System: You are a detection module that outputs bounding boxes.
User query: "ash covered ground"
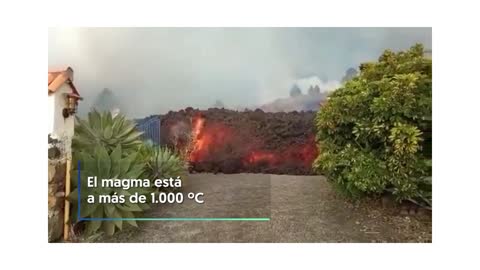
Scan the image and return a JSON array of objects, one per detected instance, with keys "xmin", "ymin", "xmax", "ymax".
[{"xmin": 146, "ymin": 108, "xmax": 318, "ymax": 175}]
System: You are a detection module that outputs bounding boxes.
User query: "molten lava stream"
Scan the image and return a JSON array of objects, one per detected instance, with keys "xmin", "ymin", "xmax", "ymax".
[
  {"xmin": 189, "ymin": 115, "xmax": 206, "ymax": 162},
  {"xmin": 245, "ymin": 150, "xmax": 277, "ymax": 165}
]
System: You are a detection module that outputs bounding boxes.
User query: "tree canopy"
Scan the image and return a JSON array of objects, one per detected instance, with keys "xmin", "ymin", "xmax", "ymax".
[
  {"xmin": 314, "ymin": 44, "xmax": 432, "ymax": 204},
  {"xmin": 290, "ymin": 84, "xmax": 302, "ymax": 97}
]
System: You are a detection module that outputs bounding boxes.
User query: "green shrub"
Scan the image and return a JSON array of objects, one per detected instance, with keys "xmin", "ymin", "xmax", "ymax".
[
  {"xmin": 70, "ymin": 111, "xmax": 187, "ymax": 236},
  {"xmin": 73, "ymin": 110, "xmax": 143, "ymax": 154},
  {"xmin": 138, "ymin": 141, "xmax": 188, "ymax": 181},
  {"xmin": 313, "ymin": 44, "xmax": 432, "ymax": 204},
  {"xmin": 68, "ymin": 144, "xmax": 154, "ymax": 236}
]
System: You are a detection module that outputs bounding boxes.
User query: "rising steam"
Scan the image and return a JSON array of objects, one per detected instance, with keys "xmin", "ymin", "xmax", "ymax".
[{"xmin": 48, "ymin": 27, "xmax": 431, "ymax": 117}]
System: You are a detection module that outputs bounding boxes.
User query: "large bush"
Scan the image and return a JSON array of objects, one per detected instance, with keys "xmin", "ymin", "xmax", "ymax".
[
  {"xmin": 68, "ymin": 145, "xmax": 154, "ymax": 235},
  {"xmin": 73, "ymin": 110, "xmax": 143, "ymax": 153},
  {"xmin": 138, "ymin": 141, "xmax": 188, "ymax": 181},
  {"xmin": 69, "ymin": 111, "xmax": 188, "ymax": 236},
  {"xmin": 314, "ymin": 44, "xmax": 432, "ymax": 204}
]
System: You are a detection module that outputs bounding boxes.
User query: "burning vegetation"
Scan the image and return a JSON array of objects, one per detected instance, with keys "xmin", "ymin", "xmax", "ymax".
[{"xmin": 158, "ymin": 108, "xmax": 318, "ymax": 175}]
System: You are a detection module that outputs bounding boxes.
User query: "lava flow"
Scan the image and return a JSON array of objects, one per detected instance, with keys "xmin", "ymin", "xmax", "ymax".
[
  {"xmin": 189, "ymin": 114, "xmax": 236, "ymax": 163},
  {"xmin": 189, "ymin": 115, "xmax": 206, "ymax": 162},
  {"xmin": 245, "ymin": 150, "xmax": 277, "ymax": 165},
  {"xmin": 243, "ymin": 135, "xmax": 318, "ymax": 167},
  {"xmin": 161, "ymin": 109, "xmax": 318, "ymax": 174},
  {"xmin": 185, "ymin": 113, "xmax": 318, "ymax": 174}
]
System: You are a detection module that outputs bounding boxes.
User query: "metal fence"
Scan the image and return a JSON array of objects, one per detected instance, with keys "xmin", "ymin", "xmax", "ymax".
[{"xmin": 136, "ymin": 116, "xmax": 161, "ymax": 144}]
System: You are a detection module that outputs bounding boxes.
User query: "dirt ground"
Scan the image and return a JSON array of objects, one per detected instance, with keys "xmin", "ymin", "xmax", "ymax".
[{"xmin": 100, "ymin": 173, "xmax": 432, "ymax": 243}]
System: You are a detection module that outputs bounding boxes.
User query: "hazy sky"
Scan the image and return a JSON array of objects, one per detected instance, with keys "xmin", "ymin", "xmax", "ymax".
[{"xmin": 48, "ymin": 27, "xmax": 431, "ymax": 117}]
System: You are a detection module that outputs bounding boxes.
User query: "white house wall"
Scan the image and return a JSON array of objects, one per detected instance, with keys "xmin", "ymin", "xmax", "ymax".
[
  {"xmin": 48, "ymin": 94, "xmax": 55, "ymax": 135},
  {"xmin": 50, "ymin": 84, "xmax": 75, "ymax": 145}
]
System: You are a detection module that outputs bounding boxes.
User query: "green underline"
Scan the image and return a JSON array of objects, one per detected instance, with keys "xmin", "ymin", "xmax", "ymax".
[{"xmin": 81, "ymin": 217, "xmax": 270, "ymax": 221}]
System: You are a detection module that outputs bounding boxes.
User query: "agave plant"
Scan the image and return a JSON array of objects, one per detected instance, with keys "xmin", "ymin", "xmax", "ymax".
[
  {"xmin": 68, "ymin": 144, "xmax": 154, "ymax": 236},
  {"xmin": 139, "ymin": 141, "xmax": 187, "ymax": 181},
  {"xmin": 73, "ymin": 110, "xmax": 143, "ymax": 154}
]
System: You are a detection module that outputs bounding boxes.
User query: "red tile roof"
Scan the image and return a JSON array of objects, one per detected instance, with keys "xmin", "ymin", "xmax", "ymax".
[{"xmin": 48, "ymin": 66, "xmax": 81, "ymax": 99}]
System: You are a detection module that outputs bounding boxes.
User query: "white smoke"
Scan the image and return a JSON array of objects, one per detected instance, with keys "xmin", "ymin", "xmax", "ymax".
[
  {"xmin": 294, "ymin": 76, "xmax": 341, "ymax": 93},
  {"xmin": 49, "ymin": 28, "xmax": 431, "ymax": 117}
]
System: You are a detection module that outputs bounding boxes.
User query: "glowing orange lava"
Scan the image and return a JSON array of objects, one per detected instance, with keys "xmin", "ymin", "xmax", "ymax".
[
  {"xmin": 246, "ymin": 150, "xmax": 277, "ymax": 165},
  {"xmin": 192, "ymin": 116, "xmax": 205, "ymax": 138},
  {"xmin": 189, "ymin": 115, "xmax": 206, "ymax": 162},
  {"xmin": 189, "ymin": 115, "xmax": 235, "ymax": 162},
  {"xmin": 187, "ymin": 116, "xmax": 318, "ymax": 171}
]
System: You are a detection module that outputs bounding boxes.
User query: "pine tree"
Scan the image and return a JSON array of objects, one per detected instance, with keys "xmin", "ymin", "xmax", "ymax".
[
  {"xmin": 290, "ymin": 84, "xmax": 302, "ymax": 97},
  {"xmin": 309, "ymin": 85, "xmax": 320, "ymax": 95},
  {"xmin": 92, "ymin": 88, "xmax": 123, "ymax": 113}
]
